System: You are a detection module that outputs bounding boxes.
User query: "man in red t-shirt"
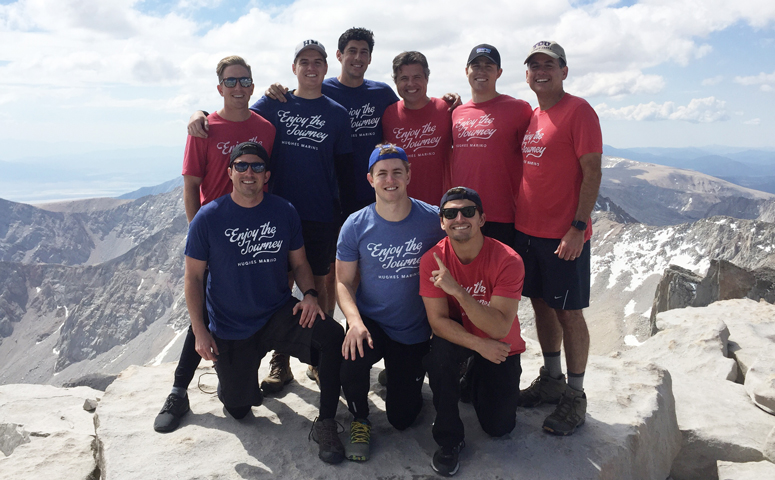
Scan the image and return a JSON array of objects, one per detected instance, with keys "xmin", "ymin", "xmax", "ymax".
[
  {"xmin": 154, "ymin": 55, "xmax": 276, "ymax": 434},
  {"xmin": 513, "ymin": 41, "xmax": 603, "ymax": 437},
  {"xmin": 420, "ymin": 187, "xmax": 525, "ymax": 477},
  {"xmin": 449, "ymin": 44, "xmax": 533, "ymax": 246},
  {"xmin": 382, "ymin": 51, "xmax": 452, "ymax": 205}
]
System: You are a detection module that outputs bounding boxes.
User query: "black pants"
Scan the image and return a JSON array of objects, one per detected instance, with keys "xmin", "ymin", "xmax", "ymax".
[
  {"xmin": 340, "ymin": 315, "xmax": 430, "ymax": 430},
  {"xmin": 173, "ymin": 270, "xmax": 209, "ymax": 390},
  {"xmin": 424, "ymin": 335, "xmax": 521, "ymax": 448}
]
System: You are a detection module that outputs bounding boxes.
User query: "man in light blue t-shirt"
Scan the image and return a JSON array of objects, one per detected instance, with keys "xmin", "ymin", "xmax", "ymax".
[{"xmin": 336, "ymin": 144, "xmax": 445, "ymax": 462}]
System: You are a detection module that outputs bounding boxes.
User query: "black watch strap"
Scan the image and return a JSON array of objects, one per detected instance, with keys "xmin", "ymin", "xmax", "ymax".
[
  {"xmin": 303, "ymin": 288, "xmax": 318, "ymax": 298},
  {"xmin": 571, "ymin": 219, "xmax": 587, "ymax": 231}
]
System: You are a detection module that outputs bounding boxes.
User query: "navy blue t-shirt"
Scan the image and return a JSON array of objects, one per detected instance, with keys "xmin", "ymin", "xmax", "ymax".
[
  {"xmin": 251, "ymin": 93, "xmax": 353, "ymax": 223},
  {"xmin": 337, "ymin": 199, "xmax": 444, "ymax": 344},
  {"xmin": 185, "ymin": 194, "xmax": 304, "ymax": 340},
  {"xmin": 322, "ymin": 78, "xmax": 399, "ymax": 205}
]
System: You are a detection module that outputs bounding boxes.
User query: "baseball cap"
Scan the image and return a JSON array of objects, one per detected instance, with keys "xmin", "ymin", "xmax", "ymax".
[
  {"xmin": 294, "ymin": 39, "xmax": 327, "ymax": 60},
  {"xmin": 230, "ymin": 141, "xmax": 270, "ymax": 167},
  {"xmin": 440, "ymin": 186, "xmax": 483, "ymax": 212},
  {"xmin": 524, "ymin": 40, "xmax": 566, "ymax": 65},
  {"xmin": 466, "ymin": 44, "xmax": 501, "ymax": 68},
  {"xmin": 368, "ymin": 144, "xmax": 409, "ymax": 171}
]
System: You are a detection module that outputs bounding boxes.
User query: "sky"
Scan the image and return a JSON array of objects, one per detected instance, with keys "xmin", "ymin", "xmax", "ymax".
[{"xmin": 1, "ymin": 0, "xmax": 774, "ymax": 203}]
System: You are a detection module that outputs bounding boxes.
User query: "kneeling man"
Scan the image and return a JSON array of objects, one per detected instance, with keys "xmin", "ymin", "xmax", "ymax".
[
  {"xmin": 185, "ymin": 141, "xmax": 346, "ymax": 464},
  {"xmin": 420, "ymin": 187, "xmax": 525, "ymax": 477}
]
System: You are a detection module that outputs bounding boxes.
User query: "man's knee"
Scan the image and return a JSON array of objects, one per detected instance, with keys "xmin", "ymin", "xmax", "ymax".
[
  {"xmin": 480, "ymin": 414, "xmax": 515, "ymax": 438},
  {"xmin": 225, "ymin": 405, "xmax": 251, "ymax": 419},
  {"xmin": 555, "ymin": 309, "xmax": 586, "ymax": 328},
  {"xmin": 387, "ymin": 409, "xmax": 418, "ymax": 431}
]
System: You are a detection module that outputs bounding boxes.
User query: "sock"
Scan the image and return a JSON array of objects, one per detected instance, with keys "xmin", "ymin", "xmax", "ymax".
[
  {"xmin": 568, "ymin": 372, "xmax": 585, "ymax": 391},
  {"xmin": 171, "ymin": 386, "xmax": 187, "ymax": 398},
  {"xmin": 543, "ymin": 351, "xmax": 563, "ymax": 379}
]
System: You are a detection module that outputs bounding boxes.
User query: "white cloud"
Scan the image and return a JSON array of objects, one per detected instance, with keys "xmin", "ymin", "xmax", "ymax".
[
  {"xmin": 744, "ymin": 118, "xmax": 761, "ymax": 125},
  {"xmin": 595, "ymin": 97, "xmax": 729, "ymax": 123},
  {"xmin": 569, "ymin": 71, "xmax": 665, "ymax": 98},
  {"xmin": 734, "ymin": 71, "xmax": 775, "ymax": 87},
  {"xmin": 702, "ymin": 75, "xmax": 723, "ymax": 86}
]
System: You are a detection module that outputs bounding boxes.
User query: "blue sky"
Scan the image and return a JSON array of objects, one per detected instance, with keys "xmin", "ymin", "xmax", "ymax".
[{"xmin": 0, "ymin": 0, "xmax": 774, "ymax": 202}]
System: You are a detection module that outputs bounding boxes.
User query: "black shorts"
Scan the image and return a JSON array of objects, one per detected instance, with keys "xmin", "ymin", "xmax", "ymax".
[
  {"xmin": 301, "ymin": 220, "xmax": 338, "ymax": 276},
  {"xmin": 512, "ymin": 229, "xmax": 590, "ymax": 310},
  {"xmin": 481, "ymin": 221, "xmax": 516, "ymax": 246},
  {"xmin": 212, "ymin": 299, "xmax": 321, "ymax": 408}
]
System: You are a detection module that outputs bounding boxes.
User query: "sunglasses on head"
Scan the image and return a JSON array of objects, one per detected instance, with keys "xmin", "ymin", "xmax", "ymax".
[
  {"xmin": 220, "ymin": 77, "xmax": 253, "ymax": 88},
  {"xmin": 231, "ymin": 162, "xmax": 266, "ymax": 173},
  {"xmin": 440, "ymin": 206, "xmax": 478, "ymax": 219}
]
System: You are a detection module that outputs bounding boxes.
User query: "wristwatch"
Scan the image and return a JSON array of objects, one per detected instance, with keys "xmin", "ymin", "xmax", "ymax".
[
  {"xmin": 303, "ymin": 289, "xmax": 319, "ymax": 298},
  {"xmin": 571, "ymin": 220, "xmax": 587, "ymax": 231}
]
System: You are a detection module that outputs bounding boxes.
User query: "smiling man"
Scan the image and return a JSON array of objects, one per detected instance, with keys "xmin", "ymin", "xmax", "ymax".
[
  {"xmin": 382, "ymin": 51, "xmax": 453, "ymax": 205},
  {"xmin": 337, "ymin": 144, "xmax": 444, "ymax": 462},
  {"xmin": 449, "ymin": 44, "xmax": 533, "ymax": 247},
  {"xmin": 420, "ymin": 186, "xmax": 525, "ymax": 477},
  {"xmin": 514, "ymin": 41, "xmax": 603, "ymax": 437},
  {"xmin": 154, "ymin": 56, "xmax": 276, "ymax": 434},
  {"xmin": 183, "ymin": 141, "xmax": 346, "ymax": 463}
]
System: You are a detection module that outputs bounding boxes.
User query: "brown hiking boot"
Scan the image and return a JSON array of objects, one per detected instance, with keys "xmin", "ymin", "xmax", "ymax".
[
  {"xmin": 260, "ymin": 352, "xmax": 293, "ymax": 394},
  {"xmin": 306, "ymin": 365, "xmax": 320, "ymax": 387},
  {"xmin": 519, "ymin": 367, "xmax": 566, "ymax": 408},
  {"xmin": 542, "ymin": 387, "xmax": 587, "ymax": 436}
]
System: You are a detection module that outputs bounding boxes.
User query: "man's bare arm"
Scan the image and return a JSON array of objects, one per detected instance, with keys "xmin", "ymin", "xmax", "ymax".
[
  {"xmin": 336, "ymin": 259, "xmax": 372, "ymax": 360},
  {"xmin": 555, "ymin": 152, "xmax": 602, "ymax": 260},
  {"xmin": 187, "ymin": 111, "xmax": 210, "ymax": 138},
  {"xmin": 288, "ymin": 247, "xmax": 324, "ymax": 328},
  {"xmin": 185, "ymin": 256, "xmax": 218, "ymax": 361},
  {"xmin": 183, "ymin": 175, "xmax": 203, "ymax": 223}
]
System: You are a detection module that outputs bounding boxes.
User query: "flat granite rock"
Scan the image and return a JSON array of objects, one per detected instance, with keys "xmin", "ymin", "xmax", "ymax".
[
  {"xmin": 0, "ymin": 383, "xmax": 102, "ymax": 479},
  {"xmin": 95, "ymin": 349, "xmax": 679, "ymax": 480},
  {"xmin": 717, "ymin": 459, "xmax": 775, "ymax": 479}
]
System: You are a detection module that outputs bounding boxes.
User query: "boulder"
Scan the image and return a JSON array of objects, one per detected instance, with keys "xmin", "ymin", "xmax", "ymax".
[
  {"xmin": 765, "ymin": 426, "xmax": 775, "ymax": 462},
  {"xmin": 623, "ymin": 299, "xmax": 775, "ymax": 479},
  {"xmin": 0, "ymin": 384, "xmax": 101, "ymax": 479},
  {"xmin": 717, "ymin": 460, "xmax": 775, "ymax": 479},
  {"xmin": 95, "ymin": 349, "xmax": 679, "ymax": 480},
  {"xmin": 746, "ymin": 359, "xmax": 775, "ymax": 415}
]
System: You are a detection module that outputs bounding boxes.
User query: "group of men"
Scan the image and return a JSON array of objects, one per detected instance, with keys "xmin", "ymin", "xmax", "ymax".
[{"xmin": 152, "ymin": 27, "xmax": 602, "ymax": 477}]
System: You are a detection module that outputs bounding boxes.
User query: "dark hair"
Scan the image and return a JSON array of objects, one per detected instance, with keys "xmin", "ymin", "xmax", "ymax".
[
  {"xmin": 338, "ymin": 27, "xmax": 375, "ymax": 53},
  {"xmin": 391, "ymin": 51, "xmax": 430, "ymax": 82}
]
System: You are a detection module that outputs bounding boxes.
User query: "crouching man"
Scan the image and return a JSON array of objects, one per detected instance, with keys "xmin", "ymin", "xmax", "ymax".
[
  {"xmin": 185, "ymin": 141, "xmax": 346, "ymax": 464},
  {"xmin": 419, "ymin": 187, "xmax": 525, "ymax": 477}
]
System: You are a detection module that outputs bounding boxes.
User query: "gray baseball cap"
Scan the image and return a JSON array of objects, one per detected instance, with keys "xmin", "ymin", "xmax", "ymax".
[{"xmin": 524, "ymin": 41, "xmax": 566, "ymax": 65}]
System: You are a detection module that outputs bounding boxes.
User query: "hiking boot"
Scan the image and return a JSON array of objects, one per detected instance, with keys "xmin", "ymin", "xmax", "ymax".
[
  {"xmin": 309, "ymin": 417, "xmax": 345, "ymax": 464},
  {"xmin": 345, "ymin": 418, "xmax": 371, "ymax": 461},
  {"xmin": 519, "ymin": 367, "xmax": 566, "ymax": 408},
  {"xmin": 153, "ymin": 393, "xmax": 190, "ymax": 433},
  {"xmin": 377, "ymin": 368, "xmax": 387, "ymax": 386},
  {"xmin": 542, "ymin": 387, "xmax": 587, "ymax": 436},
  {"xmin": 260, "ymin": 352, "xmax": 293, "ymax": 394},
  {"xmin": 306, "ymin": 365, "xmax": 320, "ymax": 387},
  {"xmin": 431, "ymin": 440, "xmax": 465, "ymax": 477}
]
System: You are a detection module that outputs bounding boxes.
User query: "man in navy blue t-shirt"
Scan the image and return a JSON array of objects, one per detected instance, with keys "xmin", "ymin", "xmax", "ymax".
[
  {"xmin": 184, "ymin": 141, "xmax": 346, "ymax": 464},
  {"xmin": 336, "ymin": 144, "xmax": 445, "ymax": 462}
]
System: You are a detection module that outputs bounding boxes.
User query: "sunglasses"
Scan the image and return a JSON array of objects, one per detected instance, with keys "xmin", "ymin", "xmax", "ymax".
[
  {"xmin": 220, "ymin": 77, "xmax": 253, "ymax": 88},
  {"xmin": 440, "ymin": 206, "xmax": 478, "ymax": 219},
  {"xmin": 231, "ymin": 162, "xmax": 266, "ymax": 173}
]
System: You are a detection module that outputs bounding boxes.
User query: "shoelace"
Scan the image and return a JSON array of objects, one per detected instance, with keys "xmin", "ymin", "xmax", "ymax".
[
  {"xmin": 350, "ymin": 421, "xmax": 370, "ymax": 444},
  {"xmin": 308, "ymin": 417, "xmax": 344, "ymax": 446}
]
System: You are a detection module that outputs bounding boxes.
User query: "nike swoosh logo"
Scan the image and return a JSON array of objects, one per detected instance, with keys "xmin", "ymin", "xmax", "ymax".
[{"xmin": 554, "ymin": 295, "xmax": 563, "ymax": 299}]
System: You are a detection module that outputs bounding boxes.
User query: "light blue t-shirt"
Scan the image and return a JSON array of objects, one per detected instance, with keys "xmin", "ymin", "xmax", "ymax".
[
  {"xmin": 185, "ymin": 194, "xmax": 304, "ymax": 340},
  {"xmin": 337, "ymin": 198, "xmax": 444, "ymax": 344}
]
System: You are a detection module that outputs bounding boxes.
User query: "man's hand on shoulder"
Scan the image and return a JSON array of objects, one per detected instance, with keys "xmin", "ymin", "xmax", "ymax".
[
  {"xmin": 294, "ymin": 294, "xmax": 324, "ymax": 328},
  {"xmin": 430, "ymin": 252, "xmax": 462, "ymax": 296},
  {"xmin": 266, "ymin": 83, "xmax": 289, "ymax": 103},
  {"xmin": 342, "ymin": 321, "xmax": 373, "ymax": 360},
  {"xmin": 442, "ymin": 92, "xmax": 462, "ymax": 111},
  {"xmin": 187, "ymin": 111, "xmax": 209, "ymax": 138}
]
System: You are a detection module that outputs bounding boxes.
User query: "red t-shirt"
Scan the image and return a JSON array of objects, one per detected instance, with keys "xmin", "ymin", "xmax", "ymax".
[
  {"xmin": 382, "ymin": 97, "xmax": 452, "ymax": 206},
  {"xmin": 182, "ymin": 112, "xmax": 276, "ymax": 206},
  {"xmin": 450, "ymin": 95, "xmax": 532, "ymax": 223},
  {"xmin": 515, "ymin": 94, "xmax": 602, "ymax": 241},
  {"xmin": 419, "ymin": 236, "xmax": 526, "ymax": 356}
]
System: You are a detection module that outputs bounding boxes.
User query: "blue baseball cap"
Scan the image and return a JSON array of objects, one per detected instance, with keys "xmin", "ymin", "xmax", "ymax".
[{"xmin": 368, "ymin": 145, "xmax": 409, "ymax": 171}]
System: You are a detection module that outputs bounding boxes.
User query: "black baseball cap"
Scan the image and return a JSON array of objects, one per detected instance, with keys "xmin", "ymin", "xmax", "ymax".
[
  {"xmin": 229, "ymin": 141, "xmax": 270, "ymax": 168},
  {"xmin": 440, "ymin": 186, "xmax": 483, "ymax": 212},
  {"xmin": 467, "ymin": 44, "xmax": 501, "ymax": 68}
]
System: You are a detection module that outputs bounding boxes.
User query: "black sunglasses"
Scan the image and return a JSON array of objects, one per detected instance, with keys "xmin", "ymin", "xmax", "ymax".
[
  {"xmin": 231, "ymin": 162, "xmax": 266, "ymax": 173},
  {"xmin": 220, "ymin": 77, "xmax": 253, "ymax": 88},
  {"xmin": 440, "ymin": 206, "xmax": 478, "ymax": 219}
]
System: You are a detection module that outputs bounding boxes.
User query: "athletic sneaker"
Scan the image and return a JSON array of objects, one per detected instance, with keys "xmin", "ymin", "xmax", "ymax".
[
  {"xmin": 519, "ymin": 366, "xmax": 566, "ymax": 408},
  {"xmin": 542, "ymin": 387, "xmax": 587, "ymax": 436},
  {"xmin": 309, "ymin": 417, "xmax": 345, "ymax": 464},
  {"xmin": 153, "ymin": 393, "xmax": 190, "ymax": 433},
  {"xmin": 345, "ymin": 418, "xmax": 371, "ymax": 461},
  {"xmin": 260, "ymin": 352, "xmax": 293, "ymax": 394},
  {"xmin": 431, "ymin": 440, "xmax": 465, "ymax": 477},
  {"xmin": 306, "ymin": 365, "xmax": 320, "ymax": 387},
  {"xmin": 377, "ymin": 368, "xmax": 387, "ymax": 386}
]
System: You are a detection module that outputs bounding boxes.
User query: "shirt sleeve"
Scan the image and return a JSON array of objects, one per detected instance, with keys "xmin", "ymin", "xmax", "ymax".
[
  {"xmin": 184, "ymin": 211, "xmax": 210, "ymax": 261},
  {"xmin": 336, "ymin": 215, "xmax": 359, "ymax": 262},
  {"xmin": 571, "ymin": 101, "xmax": 603, "ymax": 159},
  {"xmin": 288, "ymin": 202, "xmax": 304, "ymax": 251},
  {"xmin": 181, "ymin": 134, "xmax": 207, "ymax": 178},
  {"xmin": 419, "ymin": 245, "xmax": 446, "ymax": 298},
  {"xmin": 490, "ymin": 247, "xmax": 524, "ymax": 300}
]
